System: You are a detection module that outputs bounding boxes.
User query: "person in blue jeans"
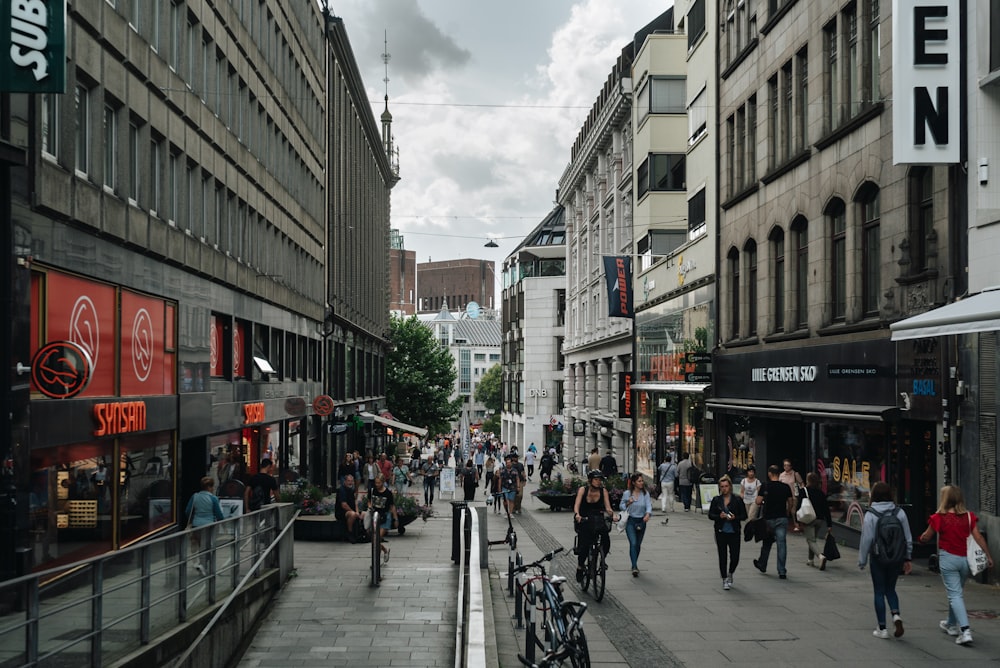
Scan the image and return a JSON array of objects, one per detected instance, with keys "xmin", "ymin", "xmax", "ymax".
[
  {"xmin": 753, "ymin": 464, "xmax": 793, "ymax": 579},
  {"xmin": 858, "ymin": 481, "xmax": 912, "ymax": 639},
  {"xmin": 619, "ymin": 473, "xmax": 653, "ymax": 577}
]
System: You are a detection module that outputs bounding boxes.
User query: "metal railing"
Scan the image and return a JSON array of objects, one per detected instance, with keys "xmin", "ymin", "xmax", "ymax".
[
  {"xmin": 0, "ymin": 505, "xmax": 290, "ymax": 667},
  {"xmin": 455, "ymin": 507, "xmax": 486, "ymax": 668}
]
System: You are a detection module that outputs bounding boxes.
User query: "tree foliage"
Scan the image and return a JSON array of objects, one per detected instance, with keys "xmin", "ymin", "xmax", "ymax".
[
  {"xmin": 386, "ymin": 315, "xmax": 463, "ymax": 436},
  {"xmin": 475, "ymin": 363, "xmax": 503, "ymax": 413}
]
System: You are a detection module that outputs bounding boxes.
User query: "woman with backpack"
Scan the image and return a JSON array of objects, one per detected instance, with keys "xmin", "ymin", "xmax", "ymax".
[
  {"xmin": 858, "ymin": 481, "xmax": 912, "ymax": 640},
  {"xmin": 918, "ymin": 485, "xmax": 994, "ymax": 646}
]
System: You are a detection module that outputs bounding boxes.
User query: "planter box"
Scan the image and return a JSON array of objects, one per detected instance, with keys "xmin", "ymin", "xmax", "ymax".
[
  {"xmin": 532, "ymin": 493, "xmax": 576, "ymax": 511},
  {"xmin": 294, "ymin": 516, "xmax": 344, "ymax": 541}
]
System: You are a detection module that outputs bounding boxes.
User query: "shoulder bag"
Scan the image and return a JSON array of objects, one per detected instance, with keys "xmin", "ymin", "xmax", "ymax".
[{"xmin": 967, "ymin": 513, "xmax": 988, "ymax": 576}]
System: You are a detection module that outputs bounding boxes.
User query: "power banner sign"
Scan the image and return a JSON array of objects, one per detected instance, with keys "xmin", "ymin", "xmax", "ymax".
[
  {"xmin": 1, "ymin": 0, "xmax": 66, "ymax": 93},
  {"xmin": 603, "ymin": 256, "xmax": 634, "ymax": 319}
]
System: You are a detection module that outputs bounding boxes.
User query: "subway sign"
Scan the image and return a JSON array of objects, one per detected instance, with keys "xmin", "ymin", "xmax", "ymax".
[{"xmin": 1, "ymin": 0, "xmax": 66, "ymax": 93}]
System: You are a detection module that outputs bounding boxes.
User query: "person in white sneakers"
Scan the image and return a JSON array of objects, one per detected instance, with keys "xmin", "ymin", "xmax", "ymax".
[
  {"xmin": 656, "ymin": 456, "xmax": 677, "ymax": 513},
  {"xmin": 918, "ymin": 485, "xmax": 994, "ymax": 646},
  {"xmin": 858, "ymin": 482, "xmax": 912, "ymax": 640}
]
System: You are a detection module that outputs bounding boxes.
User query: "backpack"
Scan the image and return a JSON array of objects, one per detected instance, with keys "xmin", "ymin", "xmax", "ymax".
[
  {"xmin": 248, "ymin": 484, "xmax": 269, "ymax": 512},
  {"xmin": 870, "ymin": 505, "xmax": 907, "ymax": 565},
  {"xmin": 688, "ymin": 464, "xmax": 701, "ymax": 485}
]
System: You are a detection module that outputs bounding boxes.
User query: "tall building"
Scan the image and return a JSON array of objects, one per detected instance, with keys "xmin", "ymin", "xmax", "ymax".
[
  {"xmin": 389, "ymin": 229, "xmax": 417, "ymax": 316},
  {"xmin": 712, "ymin": 0, "xmax": 955, "ymax": 545},
  {"xmin": 3, "ymin": 1, "xmax": 329, "ymax": 576},
  {"xmin": 627, "ymin": 5, "xmax": 717, "ymax": 481},
  {"xmin": 557, "ymin": 36, "xmax": 639, "ymax": 471},
  {"xmin": 417, "ymin": 258, "xmax": 496, "ymax": 313},
  {"xmin": 501, "ymin": 208, "xmax": 567, "ymax": 453}
]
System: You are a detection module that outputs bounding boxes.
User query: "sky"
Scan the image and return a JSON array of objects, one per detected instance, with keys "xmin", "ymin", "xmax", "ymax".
[{"xmin": 328, "ymin": 0, "xmax": 672, "ymax": 301}]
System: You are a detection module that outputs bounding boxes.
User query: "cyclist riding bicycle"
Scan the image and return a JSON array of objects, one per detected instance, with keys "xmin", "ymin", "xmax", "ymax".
[{"xmin": 572, "ymin": 470, "xmax": 618, "ymax": 582}]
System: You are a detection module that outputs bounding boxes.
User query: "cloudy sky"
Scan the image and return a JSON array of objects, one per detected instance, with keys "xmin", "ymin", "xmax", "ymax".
[{"xmin": 328, "ymin": 0, "xmax": 671, "ymax": 300}]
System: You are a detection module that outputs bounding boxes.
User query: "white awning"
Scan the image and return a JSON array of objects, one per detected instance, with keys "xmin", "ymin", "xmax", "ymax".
[
  {"xmin": 890, "ymin": 289, "xmax": 1000, "ymax": 341},
  {"xmin": 371, "ymin": 414, "xmax": 428, "ymax": 438},
  {"xmin": 630, "ymin": 382, "xmax": 710, "ymax": 394}
]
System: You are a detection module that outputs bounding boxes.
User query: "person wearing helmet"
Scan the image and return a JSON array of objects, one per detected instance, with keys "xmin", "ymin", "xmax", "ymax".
[{"xmin": 573, "ymin": 469, "xmax": 618, "ymax": 582}]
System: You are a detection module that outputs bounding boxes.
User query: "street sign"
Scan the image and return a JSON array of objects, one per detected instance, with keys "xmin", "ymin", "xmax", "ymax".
[
  {"xmin": 685, "ymin": 352, "xmax": 712, "ymax": 364},
  {"xmin": 685, "ymin": 373, "xmax": 712, "ymax": 383}
]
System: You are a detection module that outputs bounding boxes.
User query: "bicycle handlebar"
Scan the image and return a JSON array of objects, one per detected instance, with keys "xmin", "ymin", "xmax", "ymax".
[{"xmin": 512, "ymin": 547, "xmax": 564, "ymax": 574}]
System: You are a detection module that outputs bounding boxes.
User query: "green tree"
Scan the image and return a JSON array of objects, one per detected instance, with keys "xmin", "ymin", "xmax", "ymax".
[
  {"xmin": 475, "ymin": 363, "xmax": 503, "ymax": 413},
  {"xmin": 386, "ymin": 315, "xmax": 463, "ymax": 436},
  {"xmin": 481, "ymin": 413, "xmax": 501, "ymax": 435}
]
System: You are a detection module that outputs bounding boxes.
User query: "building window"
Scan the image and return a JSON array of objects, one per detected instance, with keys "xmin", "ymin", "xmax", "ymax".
[
  {"xmin": 75, "ymin": 85, "xmax": 91, "ymax": 176},
  {"xmin": 797, "ymin": 47, "xmax": 808, "ymax": 150},
  {"xmin": 169, "ymin": 150, "xmax": 180, "ymax": 224},
  {"xmin": 728, "ymin": 247, "xmax": 740, "ymax": 340},
  {"xmin": 103, "ymin": 104, "xmax": 117, "ymax": 190},
  {"xmin": 909, "ymin": 167, "xmax": 933, "ymax": 273},
  {"xmin": 824, "ymin": 18, "xmax": 838, "ymax": 131},
  {"xmin": 41, "ymin": 94, "xmax": 59, "ymax": 157},
  {"xmin": 688, "ymin": 88, "xmax": 708, "ymax": 145},
  {"xmin": 637, "ymin": 77, "xmax": 686, "ymax": 123},
  {"xmin": 169, "ymin": 1, "xmax": 181, "ymax": 71},
  {"xmin": 688, "ymin": 0, "xmax": 706, "ymax": 48},
  {"xmin": 746, "ymin": 239, "xmax": 758, "ymax": 336},
  {"xmin": 869, "ymin": 0, "xmax": 881, "ymax": 101},
  {"xmin": 792, "ymin": 216, "xmax": 809, "ymax": 329},
  {"xmin": 637, "ymin": 154, "xmax": 686, "ymax": 197},
  {"xmin": 781, "ymin": 61, "xmax": 793, "ymax": 160},
  {"xmin": 150, "ymin": 138, "xmax": 162, "ymax": 215},
  {"xmin": 128, "ymin": 120, "xmax": 140, "ymax": 204},
  {"xmin": 846, "ymin": 6, "xmax": 859, "ymax": 116},
  {"xmin": 858, "ymin": 184, "xmax": 881, "ymax": 316},
  {"xmin": 770, "ymin": 227, "xmax": 785, "ymax": 332},
  {"xmin": 688, "ymin": 188, "xmax": 707, "ymax": 233},
  {"xmin": 726, "ymin": 0, "xmax": 758, "ymax": 65},
  {"xmin": 638, "ymin": 230, "xmax": 686, "ymax": 270},
  {"xmin": 827, "ymin": 198, "xmax": 847, "ymax": 321},
  {"xmin": 768, "ymin": 74, "xmax": 779, "ymax": 167}
]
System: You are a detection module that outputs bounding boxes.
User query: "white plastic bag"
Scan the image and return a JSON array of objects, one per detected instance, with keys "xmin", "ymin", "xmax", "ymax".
[
  {"xmin": 796, "ymin": 497, "xmax": 816, "ymax": 524},
  {"xmin": 967, "ymin": 514, "xmax": 988, "ymax": 576}
]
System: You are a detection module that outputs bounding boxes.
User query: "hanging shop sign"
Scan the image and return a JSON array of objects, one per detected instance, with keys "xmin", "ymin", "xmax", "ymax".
[
  {"xmin": 30, "ymin": 340, "xmax": 93, "ymax": 399},
  {"xmin": 0, "ymin": 0, "xmax": 67, "ymax": 93},
  {"xmin": 313, "ymin": 395, "xmax": 335, "ymax": 416},
  {"xmin": 93, "ymin": 401, "xmax": 147, "ymax": 437}
]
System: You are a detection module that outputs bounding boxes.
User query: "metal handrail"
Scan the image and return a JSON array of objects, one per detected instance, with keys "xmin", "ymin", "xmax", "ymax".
[
  {"xmin": 455, "ymin": 507, "xmax": 486, "ymax": 668},
  {"xmin": 0, "ymin": 505, "xmax": 292, "ymax": 667}
]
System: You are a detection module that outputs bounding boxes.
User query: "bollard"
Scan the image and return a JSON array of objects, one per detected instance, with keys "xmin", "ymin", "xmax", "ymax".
[
  {"xmin": 450, "ymin": 501, "xmax": 468, "ymax": 564},
  {"xmin": 514, "ymin": 572, "xmax": 524, "ymax": 628},
  {"xmin": 524, "ymin": 581, "xmax": 536, "ymax": 664}
]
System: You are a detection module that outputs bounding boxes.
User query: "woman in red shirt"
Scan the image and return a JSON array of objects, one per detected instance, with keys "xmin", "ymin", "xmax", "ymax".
[{"xmin": 918, "ymin": 485, "xmax": 994, "ymax": 646}]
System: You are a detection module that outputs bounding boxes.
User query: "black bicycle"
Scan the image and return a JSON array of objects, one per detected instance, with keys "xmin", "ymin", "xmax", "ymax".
[
  {"xmin": 514, "ymin": 548, "xmax": 590, "ymax": 668},
  {"xmin": 578, "ymin": 514, "xmax": 612, "ymax": 603}
]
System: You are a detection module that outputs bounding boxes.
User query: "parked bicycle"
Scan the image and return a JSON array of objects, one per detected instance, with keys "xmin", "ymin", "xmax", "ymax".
[{"xmin": 513, "ymin": 548, "xmax": 590, "ymax": 668}]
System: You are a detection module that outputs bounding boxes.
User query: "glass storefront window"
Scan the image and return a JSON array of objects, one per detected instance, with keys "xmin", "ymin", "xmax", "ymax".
[
  {"xmin": 817, "ymin": 423, "xmax": 885, "ymax": 528},
  {"xmin": 119, "ymin": 433, "xmax": 175, "ymax": 545},
  {"xmin": 635, "ymin": 392, "xmax": 706, "ymax": 477}
]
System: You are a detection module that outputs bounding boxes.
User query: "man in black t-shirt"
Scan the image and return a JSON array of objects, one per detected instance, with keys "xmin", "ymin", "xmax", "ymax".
[
  {"xmin": 335, "ymin": 475, "xmax": 361, "ymax": 541},
  {"xmin": 369, "ymin": 475, "xmax": 397, "ymax": 563},
  {"xmin": 244, "ymin": 459, "xmax": 278, "ymax": 512},
  {"xmin": 753, "ymin": 464, "xmax": 795, "ymax": 578}
]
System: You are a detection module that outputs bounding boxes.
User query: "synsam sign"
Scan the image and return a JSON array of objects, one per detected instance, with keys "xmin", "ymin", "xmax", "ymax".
[{"xmin": 1, "ymin": 0, "xmax": 66, "ymax": 93}]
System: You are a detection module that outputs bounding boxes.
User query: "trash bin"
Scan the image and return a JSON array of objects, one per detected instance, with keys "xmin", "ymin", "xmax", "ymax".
[{"xmin": 451, "ymin": 501, "xmax": 468, "ymax": 564}]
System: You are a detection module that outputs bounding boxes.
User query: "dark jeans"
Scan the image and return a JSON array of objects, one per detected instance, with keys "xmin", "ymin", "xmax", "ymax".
[
  {"xmin": 758, "ymin": 517, "xmax": 788, "ymax": 575},
  {"xmin": 869, "ymin": 560, "xmax": 901, "ymax": 627},
  {"xmin": 625, "ymin": 517, "xmax": 647, "ymax": 569},
  {"xmin": 715, "ymin": 530, "xmax": 741, "ymax": 578},
  {"xmin": 679, "ymin": 484, "xmax": 693, "ymax": 510},
  {"xmin": 423, "ymin": 477, "xmax": 435, "ymax": 504},
  {"xmin": 576, "ymin": 519, "xmax": 611, "ymax": 570}
]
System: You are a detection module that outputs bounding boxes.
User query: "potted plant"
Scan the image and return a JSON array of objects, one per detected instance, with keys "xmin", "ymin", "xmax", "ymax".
[
  {"xmin": 358, "ymin": 492, "xmax": 434, "ymax": 535},
  {"xmin": 531, "ymin": 473, "xmax": 627, "ymax": 511},
  {"xmin": 281, "ymin": 484, "xmax": 341, "ymax": 540}
]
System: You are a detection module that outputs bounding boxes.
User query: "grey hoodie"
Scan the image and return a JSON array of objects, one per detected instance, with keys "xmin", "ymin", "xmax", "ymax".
[{"xmin": 858, "ymin": 500, "xmax": 913, "ymax": 568}]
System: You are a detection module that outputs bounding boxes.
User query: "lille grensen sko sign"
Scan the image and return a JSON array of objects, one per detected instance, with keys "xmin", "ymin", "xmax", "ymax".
[{"xmin": 1, "ymin": 0, "xmax": 66, "ymax": 94}]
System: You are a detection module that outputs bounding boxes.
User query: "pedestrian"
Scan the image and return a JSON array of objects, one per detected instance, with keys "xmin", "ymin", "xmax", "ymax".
[
  {"xmin": 391, "ymin": 457, "xmax": 411, "ymax": 498},
  {"xmin": 474, "ymin": 447, "xmax": 485, "ymax": 476},
  {"xmin": 599, "ymin": 450, "xmax": 619, "ymax": 479},
  {"xmin": 420, "ymin": 454, "xmax": 440, "ymax": 505},
  {"xmin": 339, "ymin": 452, "xmax": 354, "ymax": 486},
  {"xmin": 779, "ymin": 458, "xmax": 804, "ymax": 533},
  {"xmin": 460, "ymin": 458, "xmax": 479, "ymax": 501},
  {"xmin": 484, "ymin": 454, "xmax": 496, "ymax": 489},
  {"xmin": 708, "ymin": 475, "xmax": 747, "ymax": 590},
  {"xmin": 524, "ymin": 448, "xmax": 536, "ymax": 481},
  {"xmin": 499, "ymin": 456, "xmax": 519, "ymax": 516},
  {"xmin": 799, "ymin": 472, "xmax": 834, "ymax": 570},
  {"xmin": 539, "ymin": 450, "xmax": 554, "ymax": 482},
  {"xmin": 368, "ymin": 475, "xmax": 396, "ymax": 565},
  {"xmin": 619, "ymin": 473, "xmax": 652, "ymax": 577},
  {"xmin": 858, "ymin": 481, "xmax": 912, "ymax": 639},
  {"xmin": 364, "ymin": 455, "xmax": 378, "ymax": 494},
  {"xmin": 676, "ymin": 452, "xmax": 695, "ymax": 512},
  {"xmin": 753, "ymin": 464, "xmax": 794, "ymax": 579},
  {"xmin": 740, "ymin": 465, "xmax": 761, "ymax": 521},
  {"xmin": 573, "ymin": 471, "xmax": 617, "ymax": 583},
  {"xmin": 244, "ymin": 459, "xmax": 278, "ymax": 512},
  {"xmin": 918, "ymin": 484, "xmax": 994, "ymax": 646},
  {"xmin": 491, "ymin": 459, "xmax": 504, "ymax": 514},
  {"xmin": 335, "ymin": 474, "xmax": 361, "ymax": 542},
  {"xmin": 587, "ymin": 447, "xmax": 601, "ymax": 474},
  {"xmin": 511, "ymin": 453, "xmax": 526, "ymax": 514},
  {"xmin": 378, "ymin": 452, "xmax": 393, "ymax": 482},
  {"xmin": 656, "ymin": 456, "xmax": 677, "ymax": 513},
  {"xmin": 185, "ymin": 476, "xmax": 225, "ymax": 575}
]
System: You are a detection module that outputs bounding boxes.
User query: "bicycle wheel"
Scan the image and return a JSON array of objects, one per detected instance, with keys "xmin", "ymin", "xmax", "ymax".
[
  {"xmin": 580, "ymin": 553, "xmax": 591, "ymax": 593},
  {"xmin": 592, "ymin": 547, "xmax": 605, "ymax": 602},
  {"xmin": 565, "ymin": 629, "xmax": 590, "ymax": 668}
]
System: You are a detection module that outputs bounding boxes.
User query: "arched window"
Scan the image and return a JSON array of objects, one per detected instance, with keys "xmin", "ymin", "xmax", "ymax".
[
  {"xmin": 791, "ymin": 215, "xmax": 809, "ymax": 329},
  {"xmin": 856, "ymin": 183, "xmax": 881, "ymax": 316},
  {"xmin": 745, "ymin": 239, "xmax": 758, "ymax": 336},
  {"xmin": 769, "ymin": 227, "xmax": 785, "ymax": 333},
  {"xmin": 826, "ymin": 198, "xmax": 847, "ymax": 321},
  {"xmin": 728, "ymin": 247, "xmax": 740, "ymax": 340}
]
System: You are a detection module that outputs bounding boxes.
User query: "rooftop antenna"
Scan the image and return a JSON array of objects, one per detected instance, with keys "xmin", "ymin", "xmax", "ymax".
[{"xmin": 380, "ymin": 31, "xmax": 398, "ymax": 174}]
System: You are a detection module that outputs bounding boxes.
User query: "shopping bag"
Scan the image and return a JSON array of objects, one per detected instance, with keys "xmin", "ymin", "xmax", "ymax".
[
  {"xmin": 796, "ymin": 497, "xmax": 816, "ymax": 524},
  {"xmin": 967, "ymin": 514, "xmax": 988, "ymax": 575},
  {"xmin": 823, "ymin": 532, "xmax": 841, "ymax": 561}
]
